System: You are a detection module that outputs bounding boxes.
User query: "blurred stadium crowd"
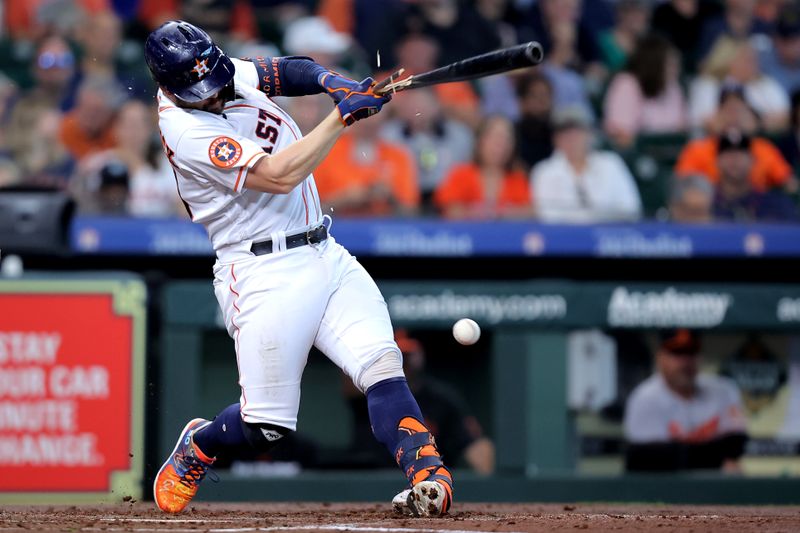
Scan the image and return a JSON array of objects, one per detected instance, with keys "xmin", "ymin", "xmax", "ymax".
[{"xmin": 0, "ymin": 0, "xmax": 800, "ymax": 223}]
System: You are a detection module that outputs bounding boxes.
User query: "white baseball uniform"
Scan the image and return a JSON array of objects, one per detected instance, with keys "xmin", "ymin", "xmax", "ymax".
[{"xmin": 158, "ymin": 58, "xmax": 398, "ymax": 430}]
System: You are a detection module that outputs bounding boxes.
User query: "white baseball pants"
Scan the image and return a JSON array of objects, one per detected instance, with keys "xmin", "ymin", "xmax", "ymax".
[{"xmin": 212, "ymin": 236, "xmax": 399, "ymax": 430}]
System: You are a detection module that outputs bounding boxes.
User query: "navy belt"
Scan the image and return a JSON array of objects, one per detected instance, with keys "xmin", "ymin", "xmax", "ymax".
[{"xmin": 250, "ymin": 224, "xmax": 328, "ymax": 256}]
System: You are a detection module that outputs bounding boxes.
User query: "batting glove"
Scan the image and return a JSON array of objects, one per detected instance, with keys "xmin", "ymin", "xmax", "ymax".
[
  {"xmin": 320, "ymin": 71, "xmax": 360, "ymax": 104},
  {"xmin": 336, "ymin": 77, "xmax": 391, "ymax": 126}
]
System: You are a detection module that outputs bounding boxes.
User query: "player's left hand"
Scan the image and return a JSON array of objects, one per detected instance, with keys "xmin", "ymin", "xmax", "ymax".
[
  {"xmin": 336, "ymin": 77, "xmax": 391, "ymax": 126},
  {"xmin": 320, "ymin": 71, "xmax": 360, "ymax": 104}
]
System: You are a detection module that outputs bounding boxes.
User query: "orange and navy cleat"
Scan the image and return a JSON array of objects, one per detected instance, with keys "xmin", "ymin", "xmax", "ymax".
[
  {"xmin": 392, "ymin": 417, "xmax": 454, "ymax": 517},
  {"xmin": 153, "ymin": 418, "xmax": 216, "ymax": 513}
]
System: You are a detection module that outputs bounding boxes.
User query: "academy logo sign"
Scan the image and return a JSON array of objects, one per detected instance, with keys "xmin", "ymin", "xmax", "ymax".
[
  {"xmin": 607, "ymin": 287, "xmax": 732, "ymax": 327},
  {"xmin": 388, "ymin": 290, "xmax": 567, "ymax": 325}
]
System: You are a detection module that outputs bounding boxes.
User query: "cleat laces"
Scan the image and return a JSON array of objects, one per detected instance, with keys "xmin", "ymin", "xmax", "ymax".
[{"xmin": 175, "ymin": 453, "xmax": 218, "ymax": 488}]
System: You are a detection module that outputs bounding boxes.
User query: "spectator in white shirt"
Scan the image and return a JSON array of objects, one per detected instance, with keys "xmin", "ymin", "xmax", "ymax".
[{"xmin": 530, "ymin": 106, "xmax": 643, "ymax": 223}]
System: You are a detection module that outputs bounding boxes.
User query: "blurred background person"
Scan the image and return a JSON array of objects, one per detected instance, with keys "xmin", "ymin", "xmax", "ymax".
[
  {"xmin": 4, "ymin": 0, "xmax": 108, "ymax": 41},
  {"xmin": 603, "ymin": 33, "xmax": 688, "ymax": 149},
  {"xmin": 537, "ymin": 5, "xmax": 596, "ymax": 119},
  {"xmin": 696, "ymin": 0, "xmax": 771, "ymax": 62},
  {"xmin": 0, "ymin": 75, "xmax": 21, "ymax": 188},
  {"xmin": 176, "ymin": 0, "xmax": 261, "ymax": 44},
  {"xmin": 753, "ymin": 0, "xmax": 793, "ymax": 26},
  {"xmin": 676, "ymin": 84, "xmax": 794, "ymax": 191},
  {"xmin": 74, "ymin": 160, "xmax": 131, "ymax": 215},
  {"xmin": 515, "ymin": 73, "xmax": 554, "ymax": 171},
  {"xmin": 624, "ymin": 329, "xmax": 749, "ymax": 472},
  {"xmin": 6, "ymin": 102, "xmax": 73, "ymax": 188},
  {"xmin": 712, "ymin": 130, "xmax": 799, "ymax": 221},
  {"xmin": 313, "ymin": 111, "xmax": 420, "ymax": 217},
  {"xmin": 434, "ymin": 115, "xmax": 533, "ymax": 220},
  {"xmin": 68, "ymin": 10, "xmax": 153, "ymax": 107},
  {"xmin": 382, "ymin": 88, "xmax": 473, "ymax": 211},
  {"xmin": 0, "ymin": 74, "xmax": 19, "ymax": 159},
  {"xmin": 0, "ymin": 159, "xmax": 22, "ymax": 189},
  {"xmin": 531, "ymin": 106, "xmax": 642, "ymax": 223},
  {"xmin": 518, "ymin": 0, "xmax": 605, "ymax": 84},
  {"xmin": 17, "ymin": 35, "xmax": 76, "ymax": 112},
  {"xmin": 668, "ymin": 174, "xmax": 715, "ymax": 223},
  {"xmin": 59, "ymin": 76, "xmax": 125, "ymax": 162},
  {"xmin": 650, "ymin": 0, "xmax": 722, "ymax": 73},
  {"xmin": 71, "ymin": 100, "xmax": 180, "ymax": 218},
  {"xmin": 474, "ymin": 0, "xmax": 522, "ymax": 48},
  {"xmin": 689, "ymin": 39, "xmax": 790, "ymax": 134},
  {"xmin": 282, "ymin": 16, "xmax": 353, "ymax": 72},
  {"xmin": 402, "ymin": 0, "xmax": 500, "ymax": 68},
  {"xmin": 344, "ymin": 331, "xmax": 496, "ymax": 475},
  {"xmin": 758, "ymin": 3, "xmax": 800, "ymax": 96},
  {"xmin": 390, "ymin": 33, "xmax": 481, "ymax": 128},
  {"xmin": 777, "ymin": 90, "xmax": 800, "ymax": 169},
  {"xmin": 596, "ymin": 0, "xmax": 651, "ymax": 73}
]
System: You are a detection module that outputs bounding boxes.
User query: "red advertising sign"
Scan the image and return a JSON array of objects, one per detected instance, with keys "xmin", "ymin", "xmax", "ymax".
[{"xmin": 0, "ymin": 280, "xmax": 145, "ymax": 497}]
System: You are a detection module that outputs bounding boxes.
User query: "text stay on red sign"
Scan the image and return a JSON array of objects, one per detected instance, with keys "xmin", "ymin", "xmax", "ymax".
[{"xmin": 0, "ymin": 280, "xmax": 145, "ymax": 498}]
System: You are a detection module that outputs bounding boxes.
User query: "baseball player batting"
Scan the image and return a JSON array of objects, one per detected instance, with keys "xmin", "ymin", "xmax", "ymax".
[{"xmin": 145, "ymin": 22, "xmax": 452, "ymax": 517}]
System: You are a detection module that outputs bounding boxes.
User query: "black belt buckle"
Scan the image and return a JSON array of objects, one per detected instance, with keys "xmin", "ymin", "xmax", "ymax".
[{"xmin": 308, "ymin": 224, "xmax": 327, "ymax": 245}]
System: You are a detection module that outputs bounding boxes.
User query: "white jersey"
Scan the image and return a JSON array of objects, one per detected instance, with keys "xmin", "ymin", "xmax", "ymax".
[
  {"xmin": 157, "ymin": 58, "xmax": 323, "ymax": 262},
  {"xmin": 624, "ymin": 373, "xmax": 747, "ymax": 444}
]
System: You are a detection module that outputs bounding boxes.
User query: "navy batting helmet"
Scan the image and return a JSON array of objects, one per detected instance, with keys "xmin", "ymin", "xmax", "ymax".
[{"xmin": 145, "ymin": 21, "xmax": 234, "ymax": 103}]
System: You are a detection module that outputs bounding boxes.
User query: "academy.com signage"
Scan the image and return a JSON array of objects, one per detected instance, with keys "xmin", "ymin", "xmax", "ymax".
[
  {"xmin": 377, "ymin": 282, "xmax": 800, "ymax": 330},
  {"xmin": 0, "ymin": 280, "xmax": 145, "ymax": 501},
  {"xmin": 388, "ymin": 290, "xmax": 567, "ymax": 325},
  {"xmin": 607, "ymin": 286, "xmax": 733, "ymax": 327}
]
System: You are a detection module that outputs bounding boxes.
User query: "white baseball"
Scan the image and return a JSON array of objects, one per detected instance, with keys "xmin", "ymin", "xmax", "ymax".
[{"xmin": 453, "ymin": 318, "xmax": 481, "ymax": 345}]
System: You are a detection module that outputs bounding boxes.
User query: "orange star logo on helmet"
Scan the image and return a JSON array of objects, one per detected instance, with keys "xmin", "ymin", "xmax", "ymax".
[
  {"xmin": 208, "ymin": 137, "xmax": 242, "ymax": 168},
  {"xmin": 192, "ymin": 58, "xmax": 210, "ymax": 79}
]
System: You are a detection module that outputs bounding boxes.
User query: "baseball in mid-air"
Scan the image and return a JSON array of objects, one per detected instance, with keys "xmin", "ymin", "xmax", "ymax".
[{"xmin": 452, "ymin": 318, "xmax": 481, "ymax": 345}]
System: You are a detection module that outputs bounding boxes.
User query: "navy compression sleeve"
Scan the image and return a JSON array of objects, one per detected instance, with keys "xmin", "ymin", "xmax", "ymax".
[{"xmin": 249, "ymin": 56, "xmax": 328, "ymax": 97}]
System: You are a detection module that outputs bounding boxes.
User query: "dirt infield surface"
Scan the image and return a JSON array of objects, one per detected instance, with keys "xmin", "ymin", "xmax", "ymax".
[{"xmin": 1, "ymin": 503, "xmax": 799, "ymax": 533}]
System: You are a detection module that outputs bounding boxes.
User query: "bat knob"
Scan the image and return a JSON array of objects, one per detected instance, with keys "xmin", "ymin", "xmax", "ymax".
[{"xmin": 525, "ymin": 41, "xmax": 545, "ymax": 64}]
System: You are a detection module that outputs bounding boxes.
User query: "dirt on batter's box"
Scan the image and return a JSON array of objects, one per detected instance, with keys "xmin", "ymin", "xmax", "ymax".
[{"xmin": 0, "ymin": 502, "xmax": 798, "ymax": 532}]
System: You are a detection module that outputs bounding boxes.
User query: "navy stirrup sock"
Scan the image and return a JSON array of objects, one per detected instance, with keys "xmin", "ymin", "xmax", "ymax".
[
  {"xmin": 192, "ymin": 403, "xmax": 249, "ymax": 459},
  {"xmin": 366, "ymin": 377, "xmax": 425, "ymax": 450},
  {"xmin": 366, "ymin": 377, "xmax": 453, "ymax": 506}
]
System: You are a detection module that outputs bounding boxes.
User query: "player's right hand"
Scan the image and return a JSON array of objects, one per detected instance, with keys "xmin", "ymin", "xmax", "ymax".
[{"xmin": 335, "ymin": 77, "xmax": 391, "ymax": 127}]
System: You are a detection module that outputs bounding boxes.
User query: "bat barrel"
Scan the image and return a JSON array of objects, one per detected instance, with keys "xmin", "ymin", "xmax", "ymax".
[{"xmin": 373, "ymin": 41, "xmax": 545, "ymax": 96}]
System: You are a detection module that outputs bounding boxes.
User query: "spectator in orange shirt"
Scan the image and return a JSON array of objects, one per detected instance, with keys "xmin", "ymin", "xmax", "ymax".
[
  {"xmin": 675, "ymin": 83, "xmax": 794, "ymax": 192},
  {"xmin": 313, "ymin": 110, "xmax": 419, "ymax": 217},
  {"xmin": 435, "ymin": 115, "xmax": 533, "ymax": 220},
  {"xmin": 59, "ymin": 76, "xmax": 123, "ymax": 161}
]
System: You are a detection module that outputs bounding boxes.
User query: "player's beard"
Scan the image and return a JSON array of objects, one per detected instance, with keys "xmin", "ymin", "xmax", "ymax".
[{"xmin": 193, "ymin": 81, "xmax": 236, "ymax": 115}]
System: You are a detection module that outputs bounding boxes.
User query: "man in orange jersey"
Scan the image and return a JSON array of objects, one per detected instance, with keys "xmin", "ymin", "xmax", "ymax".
[{"xmin": 675, "ymin": 83, "xmax": 794, "ymax": 192}]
